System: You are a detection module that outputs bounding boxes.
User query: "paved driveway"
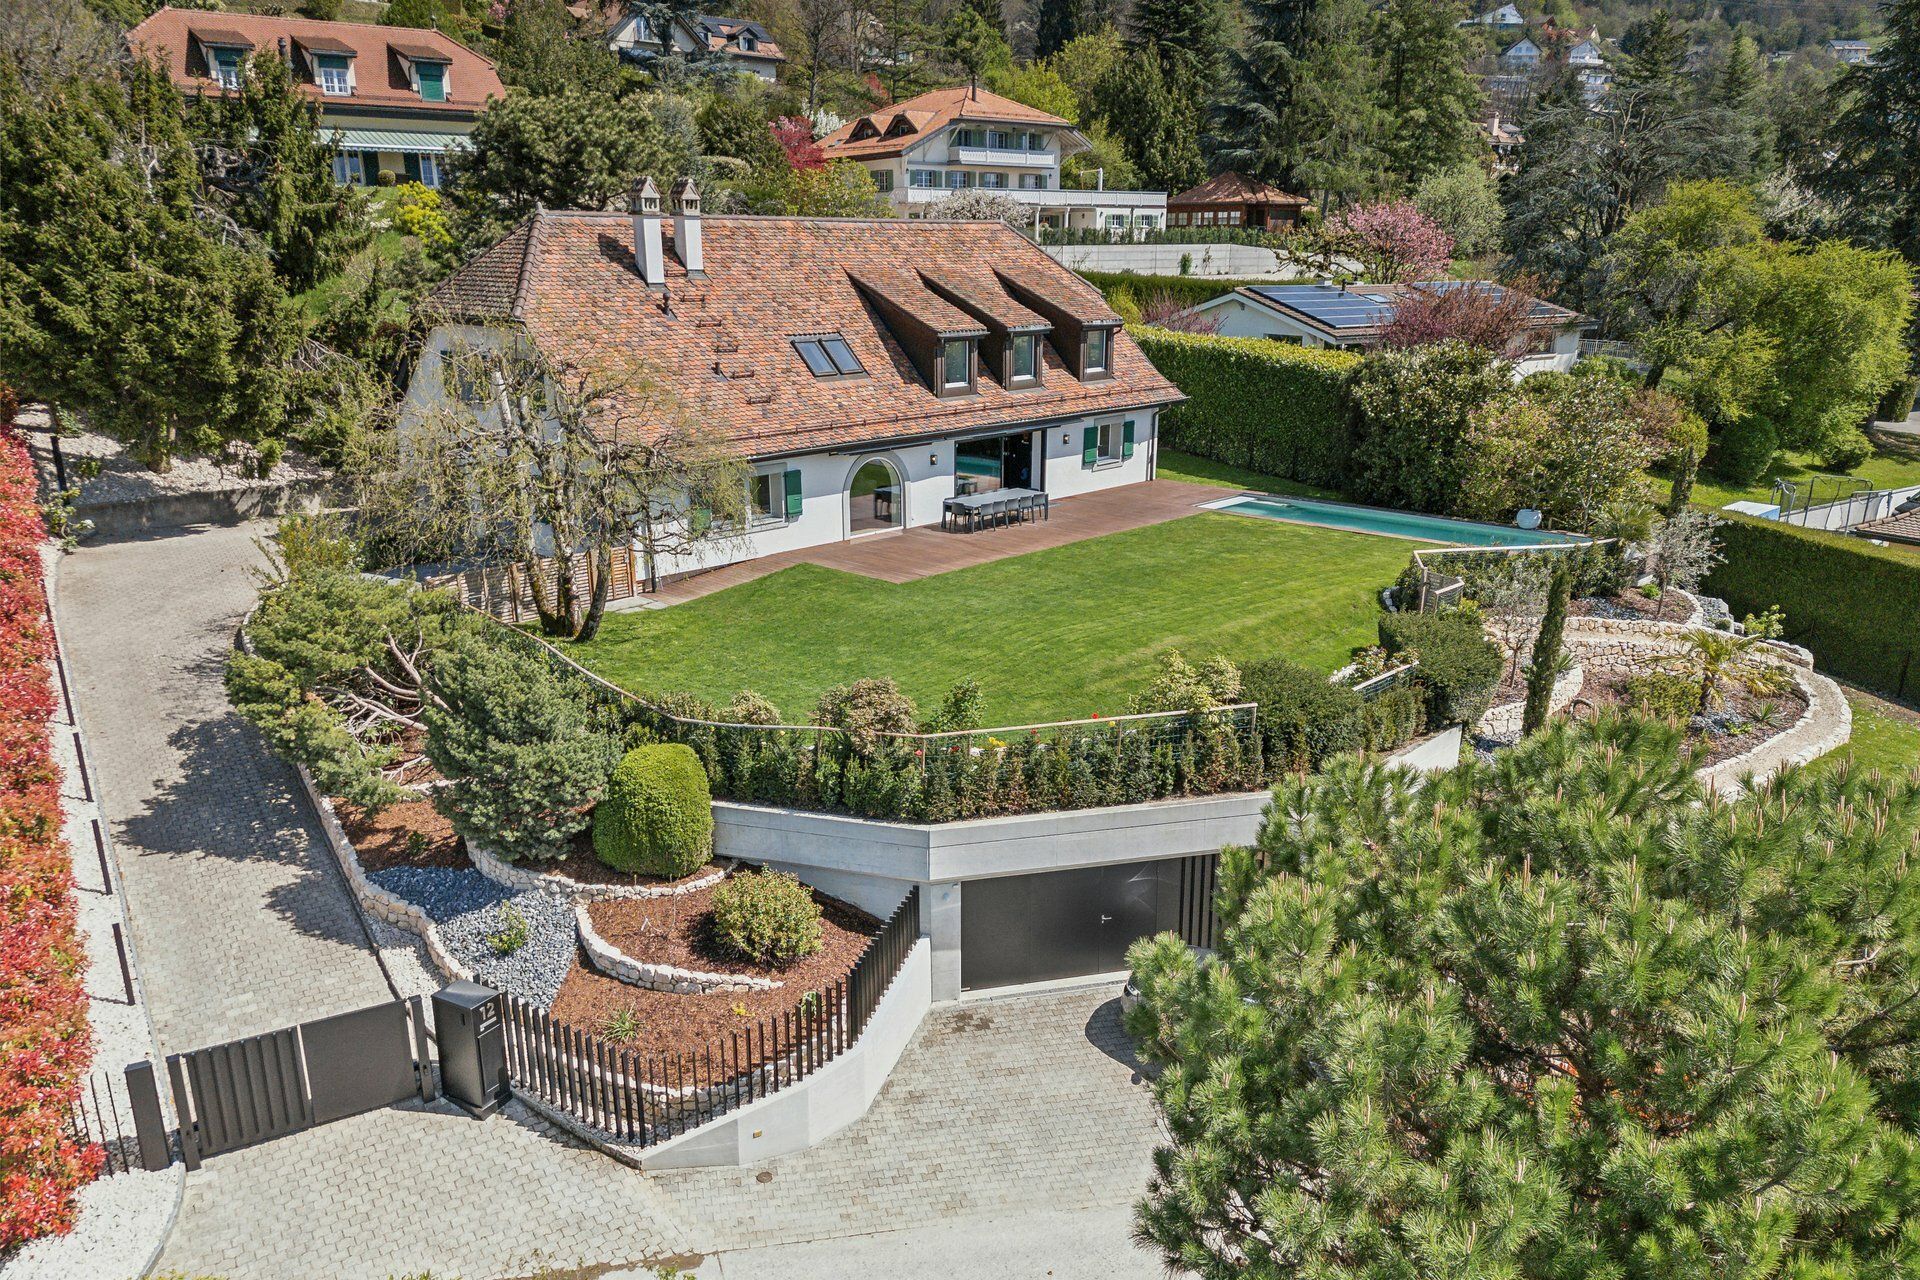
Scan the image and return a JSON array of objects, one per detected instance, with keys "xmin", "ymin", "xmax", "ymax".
[{"xmin": 57, "ymin": 521, "xmax": 1169, "ymax": 1279}]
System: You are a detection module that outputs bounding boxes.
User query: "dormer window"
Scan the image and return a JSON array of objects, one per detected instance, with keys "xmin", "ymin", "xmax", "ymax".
[
  {"xmin": 1009, "ymin": 333, "xmax": 1038, "ymax": 383},
  {"xmin": 738, "ymin": 31, "xmax": 757, "ymax": 50},
  {"xmin": 793, "ymin": 334, "xmax": 865, "ymax": 379},
  {"xmin": 315, "ymin": 53, "xmax": 352, "ymax": 95},
  {"xmin": 1083, "ymin": 327, "xmax": 1111, "ymax": 376},
  {"xmin": 210, "ymin": 47, "xmax": 245, "ymax": 88},
  {"xmin": 416, "ymin": 61, "xmax": 446, "ymax": 101},
  {"xmin": 941, "ymin": 339, "xmax": 973, "ymax": 392}
]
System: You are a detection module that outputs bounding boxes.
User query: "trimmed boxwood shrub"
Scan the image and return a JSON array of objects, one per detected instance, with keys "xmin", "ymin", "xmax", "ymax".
[
  {"xmin": 1703, "ymin": 511, "xmax": 1920, "ymax": 700},
  {"xmin": 1360, "ymin": 684, "xmax": 1425, "ymax": 752},
  {"xmin": 709, "ymin": 868, "xmax": 824, "ymax": 965},
  {"xmin": 592, "ymin": 743, "xmax": 714, "ymax": 877},
  {"xmin": 1130, "ymin": 325, "xmax": 1361, "ymax": 488},
  {"xmin": 1240, "ymin": 657, "xmax": 1364, "ymax": 771},
  {"xmin": 1379, "ymin": 610, "xmax": 1504, "ymax": 727}
]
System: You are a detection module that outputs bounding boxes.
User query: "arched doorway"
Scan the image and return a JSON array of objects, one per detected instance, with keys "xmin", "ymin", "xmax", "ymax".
[{"xmin": 847, "ymin": 457, "xmax": 903, "ymax": 535}]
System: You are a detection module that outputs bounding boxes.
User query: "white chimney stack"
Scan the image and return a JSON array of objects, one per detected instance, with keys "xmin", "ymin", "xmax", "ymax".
[
  {"xmin": 671, "ymin": 176, "xmax": 704, "ymax": 279},
  {"xmin": 630, "ymin": 175, "xmax": 664, "ymax": 290}
]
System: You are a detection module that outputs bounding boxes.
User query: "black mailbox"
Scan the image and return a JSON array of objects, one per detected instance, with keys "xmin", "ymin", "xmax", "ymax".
[{"xmin": 433, "ymin": 981, "xmax": 509, "ymax": 1118}]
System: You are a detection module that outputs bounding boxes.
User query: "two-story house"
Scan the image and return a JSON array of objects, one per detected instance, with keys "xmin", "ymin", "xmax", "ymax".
[
  {"xmin": 817, "ymin": 86, "xmax": 1168, "ymax": 236},
  {"xmin": 128, "ymin": 8, "xmax": 504, "ymax": 188},
  {"xmin": 604, "ymin": 8, "xmax": 785, "ymax": 80},
  {"xmin": 410, "ymin": 179, "xmax": 1181, "ymax": 587}
]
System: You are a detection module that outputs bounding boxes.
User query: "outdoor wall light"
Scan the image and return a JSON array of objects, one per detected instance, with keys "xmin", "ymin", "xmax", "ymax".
[{"xmin": 930, "ymin": 452, "xmax": 939, "ymax": 465}]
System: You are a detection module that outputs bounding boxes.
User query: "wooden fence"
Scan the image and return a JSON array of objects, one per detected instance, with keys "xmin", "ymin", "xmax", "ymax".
[
  {"xmin": 500, "ymin": 887, "xmax": 920, "ymax": 1146},
  {"xmin": 425, "ymin": 547, "xmax": 644, "ymax": 623}
]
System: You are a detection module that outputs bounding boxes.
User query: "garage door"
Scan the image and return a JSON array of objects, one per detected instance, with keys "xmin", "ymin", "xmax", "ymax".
[{"xmin": 960, "ymin": 856, "xmax": 1216, "ymax": 991}]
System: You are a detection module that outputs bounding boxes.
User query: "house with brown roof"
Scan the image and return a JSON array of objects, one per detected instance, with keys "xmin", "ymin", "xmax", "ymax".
[
  {"xmin": 817, "ymin": 86, "xmax": 1168, "ymax": 237},
  {"xmin": 412, "ymin": 179, "xmax": 1182, "ymax": 583},
  {"xmin": 1165, "ymin": 172, "xmax": 1310, "ymax": 233},
  {"xmin": 602, "ymin": 7, "xmax": 785, "ymax": 80},
  {"xmin": 127, "ymin": 7, "xmax": 504, "ymax": 188}
]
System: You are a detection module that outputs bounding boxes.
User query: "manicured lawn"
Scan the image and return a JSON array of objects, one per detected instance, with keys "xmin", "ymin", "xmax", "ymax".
[
  {"xmin": 1814, "ymin": 688, "xmax": 1920, "ymax": 778},
  {"xmin": 565, "ymin": 513, "xmax": 1421, "ymax": 725},
  {"xmin": 1156, "ymin": 449, "xmax": 1342, "ymax": 498},
  {"xmin": 1680, "ymin": 434, "xmax": 1920, "ymax": 511}
]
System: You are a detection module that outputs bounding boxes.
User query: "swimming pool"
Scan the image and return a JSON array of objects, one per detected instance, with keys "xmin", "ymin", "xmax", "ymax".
[{"xmin": 1212, "ymin": 496, "xmax": 1592, "ymax": 548}]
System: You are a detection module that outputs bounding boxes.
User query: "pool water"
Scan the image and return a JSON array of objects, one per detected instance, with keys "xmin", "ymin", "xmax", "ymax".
[{"xmin": 1216, "ymin": 497, "xmax": 1591, "ymax": 548}]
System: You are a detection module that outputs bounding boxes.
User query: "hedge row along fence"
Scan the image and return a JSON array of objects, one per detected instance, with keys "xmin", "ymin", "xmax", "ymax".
[
  {"xmin": 0, "ymin": 426, "xmax": 99, "ymax": 1247},
  {"xmin": 1129, "ymin": 326, "xmax": 1361, "ymax": 490},
  {"xmin": 1081, "ymin": 272, "xmax": 1266, "ymax": 312},
  {"xmin": 1703, "ymin": 511, "xmax": 1920, "ymax": 700}
]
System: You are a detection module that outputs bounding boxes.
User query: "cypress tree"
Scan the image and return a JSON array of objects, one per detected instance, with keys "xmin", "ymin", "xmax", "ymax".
[{"xmin": 1520, "ymin": 562, "xmax": 1569, "ymax": 735}]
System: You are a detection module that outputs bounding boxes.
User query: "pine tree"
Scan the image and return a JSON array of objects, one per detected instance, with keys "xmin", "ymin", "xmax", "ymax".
[
  {"xmin": 1369, "ymin": 0, "xmax": 1482, "ymax": 191},
  {"xmin": 1709, "ymin": 32, "xmax": 1768, "ymax": 175},
  {"xmin": 1032, "ymin": 0, "xmax": 1088, "ymax": 60},
  {"xmin": 1128, "ymin": 716, "xmax": 1920, "ymax": 1277},
  {"xmin": 1816, "ymin": 0, "xmax": 1920, "ymax": 359},
  {"xmin": 1213, "ymin": 0, "xmax": 1316, "ymax": 188}
]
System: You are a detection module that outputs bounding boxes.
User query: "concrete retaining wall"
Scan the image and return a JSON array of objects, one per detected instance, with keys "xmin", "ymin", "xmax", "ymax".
[
  {"xmin": 1041, "ymin": 242, "xmax": 1297, "ymax": 278},
  {"xmin": 637, "ymin": 940, "xmax": 933, "ymax": 1170}
]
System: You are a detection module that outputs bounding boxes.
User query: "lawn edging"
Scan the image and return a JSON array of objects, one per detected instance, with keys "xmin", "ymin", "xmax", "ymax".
[
  {"xmin": 1698, "ymin": 666, "xmax": 1852, "ymax": 796},
  {"xmin": 574, "ymin": 898, "xmax": 782, "ymax": 994}
]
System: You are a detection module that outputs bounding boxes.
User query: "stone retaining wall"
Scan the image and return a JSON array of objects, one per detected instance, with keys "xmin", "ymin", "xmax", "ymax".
[
  {"xmin": 469, "ymin": 839, "xmax": 730, "ymax": 903},
  {"xmin": 1697, "ymin": 665, "xmax": 1852, "ymax": 796},
  {"xmin": 574, "ymin": 899, "xmax": 781, "ymax": 994},
  {"xmin": 1479, "ymin": 664, "xmax": 1584, "ymax": 739}
]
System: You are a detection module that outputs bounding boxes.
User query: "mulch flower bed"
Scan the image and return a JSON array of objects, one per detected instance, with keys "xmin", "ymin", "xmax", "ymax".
[
  {"xmin": 1577, "ymin": 671, "xmax": 1808, "ymax": 769},
  {"xmin": 551, "ymin": 884, "xmax": 880, "ymax": 1057},
  {"xmin": 520, "ymin": 831, "xmax": 727, "ymax": 890},
  {"xmin": 336, "ymin": 795, "xmax": 467, "ymax": 871}
]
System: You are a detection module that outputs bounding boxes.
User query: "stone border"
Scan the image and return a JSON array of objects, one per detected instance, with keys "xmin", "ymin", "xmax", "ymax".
[
  {"xmin": 574, "ymin": 898, "xmax": 781, "ymax": 994},
  {"xmin": 1478, "ymin": 663, "xmax": 1584, "ymax": 739},
  {"xmin": 1697, "ymin": 665, "xmax": 1852, "ymax": 795},
  {"xmin": 469, "ymin": 838, "xmax": 730, "ymax": 903},
  {"xmin": 294, "ymin": 763, "xmax": 476, "ymax": 984}
]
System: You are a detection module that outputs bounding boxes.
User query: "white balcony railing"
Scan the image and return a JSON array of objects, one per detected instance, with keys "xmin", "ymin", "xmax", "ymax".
[
  {"xmin": 947, "ymin": 146, "xmax": 1055, "ymax": 168},
  {"xmin": 900, "ymin": 185, "xmax": 1168, "ymax": 210}
]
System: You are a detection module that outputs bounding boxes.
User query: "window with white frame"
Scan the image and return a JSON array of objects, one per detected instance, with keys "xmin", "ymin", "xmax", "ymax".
[
  {"xmin": 738, "ymin": 31, "xmax": 758, "ymax": 50},
  {"xmin": 415, "ymin": 153, "xmax": 443, "ymax": 188},
  {"xmin": 1009, "ymin": 333, "xmax": 1038, "ymax": 382},
  {"xmin": 944, "ymin": 170, "xmax": 970, "ymax": 188},
  {"xmin": 908, "ymin": 168, "xmax": 939, "ymax": 187},
  {"xmin": 978, "ymin": 172, "xmax": 1006, "ymax": 189},
  {"xmin": 941, "ymin": 339, "xmax": 972, "ymax": 390},
  {"xmin": 1083, "ymin": 327, "xmax": 1110, "ymax": 375},
  {"xmin": 871, "ymin": 169, "xmax": 894, "ymax": 192},
  {"xmin": 1096, "ymin": 420, "xmax": 1122, "ymax": 462},
  {"xmin": 331, "ymin": 152, "xmax": 365, "ymax": 185},
  {"xmin": 210, "ymin": 47, "xmax": 245, "ymax": 88},
  {"xmin": 748, "ymin": 471, "xmax": 778, "ymax": 522},
  {"xmin": 316, "ymin": 53, "xmax": 351, "ymax": 95}
]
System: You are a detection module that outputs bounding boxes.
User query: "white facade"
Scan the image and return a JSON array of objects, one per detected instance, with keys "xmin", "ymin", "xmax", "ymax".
[
  {"xmin": 606, "ymin": 10, "xmax": 782, "ymax": 80},
  {"xmin": 853, "ymin": 124, "xmax": 1167, "ymax": 234},
  {"xmin": 1192, "ymin": 293, "xmax": 1583, "ymax": 379}
]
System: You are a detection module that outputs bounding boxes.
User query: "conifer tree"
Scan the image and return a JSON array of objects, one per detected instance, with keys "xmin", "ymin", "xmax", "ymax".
[
  {"xmin": 1520, "ymin": 562, "xmax": 1569, "ymax": 734},
  {"xmin": 1128, "ymin": 716, "xmax": 1920, "ymax": 1278},
  {"xmin": 1032, "ymin": 0, "xmax": 1088, "ymax": 59},
  {"xmin": 1370, "ymin": 0, "xmax": 1482, "ymax": 190}
]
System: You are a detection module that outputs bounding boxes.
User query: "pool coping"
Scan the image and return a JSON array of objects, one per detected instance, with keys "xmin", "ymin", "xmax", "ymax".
[{"xmin": 1200, "ymin": 491, "xmax": 1596, "ymax": 548}]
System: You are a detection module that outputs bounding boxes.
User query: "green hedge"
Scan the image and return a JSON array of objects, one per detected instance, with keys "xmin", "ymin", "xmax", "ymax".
[
  {"xmin": 1240, "ymin": 657, "xmax": 1364, "ymax": 771},
  {"xmin": 1130, "ymin": 326, "xmax": 1361, "ymax": 489},
  {"xmin": 1702, "ymin": 512, "xmax": 1920, "ymax": 700},
  {"xmin": 1379, "ymin": 611, "xmax": 1504, "ymax": 727},
  {"xmin": 1082, "ymin": 272, "xmax": 1273, "ymax": 311}
]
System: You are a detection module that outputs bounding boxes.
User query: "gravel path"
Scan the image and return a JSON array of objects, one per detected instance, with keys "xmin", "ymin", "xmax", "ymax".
[{"xmin": 366, "ymin": 868, "xmax": 575, "ymax": 1005}]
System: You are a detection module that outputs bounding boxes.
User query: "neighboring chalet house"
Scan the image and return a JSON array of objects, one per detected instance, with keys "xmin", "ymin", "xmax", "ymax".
[
  {"xmin": 1827, "ymin": 39, "xmax": 1873, "ymax": 64},
  {"xmin": 1187, "ymin": 282, "xmax": 1588, "ymax": 378},
  {"xmin": 603, "ymin": 7, "xmax": 785, "ymax": 80},
  {"xmin": 818, "ymin": 86, "xmax": 1168, "ymax": 236},
  {"xmin": 127, "ymin": 7, "xmax": 502, "ymax": 188},
  {"xmin": 1460, "ymin": 4, "xmax": 1526, "ymax": 29},
  {"xmin": 1165, "ymin": 172, "xmax": 1310, "ymax": 232},
  {"xmin": 1498, "ymin": 36, "xmax": 1543, "ymax": 69},
  {"xmin": 410, "ymin": 180, "xmax": 1182, "ymax": 586}
]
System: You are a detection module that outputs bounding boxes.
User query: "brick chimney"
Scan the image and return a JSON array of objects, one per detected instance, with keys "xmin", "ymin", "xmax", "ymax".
[
  {"xmin": 670, "ymin": 177, "xmax": 704, "ymax": 279},
  {"xmin": 630, "ymin": 176, "xmax": 664, "ymax": 291}
]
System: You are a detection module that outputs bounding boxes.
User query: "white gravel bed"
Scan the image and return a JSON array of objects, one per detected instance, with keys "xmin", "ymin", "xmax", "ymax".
[
  {"xmin": 366, "ymin": 868, "xmax": 576, "ymax": 1005},
  {"xmin": 19, "ymin": 407, "xmax": 329, "ymax": 506}
]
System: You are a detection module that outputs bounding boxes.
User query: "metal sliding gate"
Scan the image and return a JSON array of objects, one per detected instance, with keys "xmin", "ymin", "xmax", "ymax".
[{"xmin": 163, "ymin": 996, "xmax": 436, "ymax": 1168}]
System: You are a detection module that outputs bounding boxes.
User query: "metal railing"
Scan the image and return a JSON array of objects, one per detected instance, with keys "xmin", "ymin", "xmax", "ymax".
[
  {"xmin": 1773, "ymin": 474, "xmax": 1877, "ymax": 530},
  {"xmin": 502, "ymin": 887, "xmax": 920, "ymax": 1146},
  {"xmin": 1406, "ymin": 539, "xmax": 1608, "ymax": 613}
]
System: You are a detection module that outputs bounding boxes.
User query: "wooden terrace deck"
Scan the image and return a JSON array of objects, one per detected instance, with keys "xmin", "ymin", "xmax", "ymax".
[{"xmin": 634, "ymin": 479, "xmax": 1231, "ymax": 607}]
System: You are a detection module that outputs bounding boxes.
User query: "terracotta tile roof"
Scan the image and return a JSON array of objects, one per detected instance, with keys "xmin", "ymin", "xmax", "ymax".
[
  {"xmin": 819, "ymin": 86, "xmax": 1075, "ymax": 161},
  {"xmin": 425, "ymin": 212, "xmax": 1178, "ymax": 458},
  {"xmin": 694, "ymin": 15, "xmax": 785, "ymax": 60},
  {"xmin": 1855, "ymin": 510, "xmax": 1920, "ymax": 546},
  {"xmin": 127, "ymin": 6, "xmax": 504, "ymax": 115},
  {"xmin": 1168, "ymin": 171, "xmax": 1310, "ymax": 208},
  {"xmin": 919, "ymin": 272, "xmax": 1051, "ymax": 330}
]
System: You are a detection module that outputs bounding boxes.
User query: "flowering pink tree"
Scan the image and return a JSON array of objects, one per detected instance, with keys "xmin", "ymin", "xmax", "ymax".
[
  {"xmin": 1138, "ymin": 289, "xmax": 1222, "ymax": 334},
  {"xmin": 1325, "ymin": 200, "xmax": 1454, "ymax": 283},
  {"xmin": 771, "ymin": 117, "xmax": 824, "ymax": 172},
  {"xmin": 1378, "ymin": 278, "xmax": 1541, "ymax": 354}
]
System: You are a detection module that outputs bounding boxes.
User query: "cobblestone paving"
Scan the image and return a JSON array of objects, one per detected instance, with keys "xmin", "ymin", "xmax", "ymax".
[
  {"xmin": 55, "ymin": 524, "xmax": 392, "ymax": 1048},
  {"xmin": 663, "ymin": 985, "xmax": 1166, "ymax": 1265}
]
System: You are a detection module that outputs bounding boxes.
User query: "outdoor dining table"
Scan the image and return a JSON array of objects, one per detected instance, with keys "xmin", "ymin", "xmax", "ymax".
[{"xmin": 942, "ymin": 487, "xmax": 1049, "ymax": 532}]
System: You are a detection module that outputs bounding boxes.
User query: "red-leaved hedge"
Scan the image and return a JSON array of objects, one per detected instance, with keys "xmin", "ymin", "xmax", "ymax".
[{"xmin": 0, "ymin": 423, "xmax": 98, "ymax": 1248}]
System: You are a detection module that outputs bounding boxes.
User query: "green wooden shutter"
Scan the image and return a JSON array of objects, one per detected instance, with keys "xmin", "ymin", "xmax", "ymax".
[
  {"xmin": 1082, "ymin": 426, "xmax": 1098, "ymax": 467},
  {"xmin": 416, "ymin": 63, "xmax": 446, "ymax": 101},
  {"xmin": 1121, "ymin": 420, "xmax": 1136, "ymax": 460},
  {"xmin": 783, "ymin": 469, "xmax": 803, "ymax": 519}
]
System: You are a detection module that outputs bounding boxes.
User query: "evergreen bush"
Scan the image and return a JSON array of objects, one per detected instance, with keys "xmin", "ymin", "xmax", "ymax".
[
  {"xmin": 1238, "ymin": 658, "xmax": 1364, "ymax": 771},
  {"xmin": 592, "ymin": 743, "xmax": 714, "ymax": 877},
  {"xmin": 1378, "ymin": 610, "xmax": 1503, "ymax": 726},
  {"xmin": 709, "ymin": 869, "xmax": 824, "ymax": 965},
  {"xmin": 1129, "ymin": 326, "xmax": 1360, "ymax": 488},
  {"xmin": 1623, "ymin": 670, "xmax": 1699, "ymax": 721}
]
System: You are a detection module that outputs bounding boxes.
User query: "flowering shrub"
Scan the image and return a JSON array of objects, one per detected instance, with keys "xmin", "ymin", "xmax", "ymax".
[
  {"xmin": 771, "ymin": 116, "xmax": 823, "ymax": 171},
  {"xmin": 0, "ymin": 424, "xmax": 98, "ymax": 1247},
  {"xmin": 1322, "ymin": 200, "xmax": 1454, "ymax": 283}
]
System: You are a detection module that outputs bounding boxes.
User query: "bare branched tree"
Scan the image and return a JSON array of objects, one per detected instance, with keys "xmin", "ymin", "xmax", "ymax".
[{"xmin": 355, "ymin": 328, "xmax": 749, "ymax": 642}]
